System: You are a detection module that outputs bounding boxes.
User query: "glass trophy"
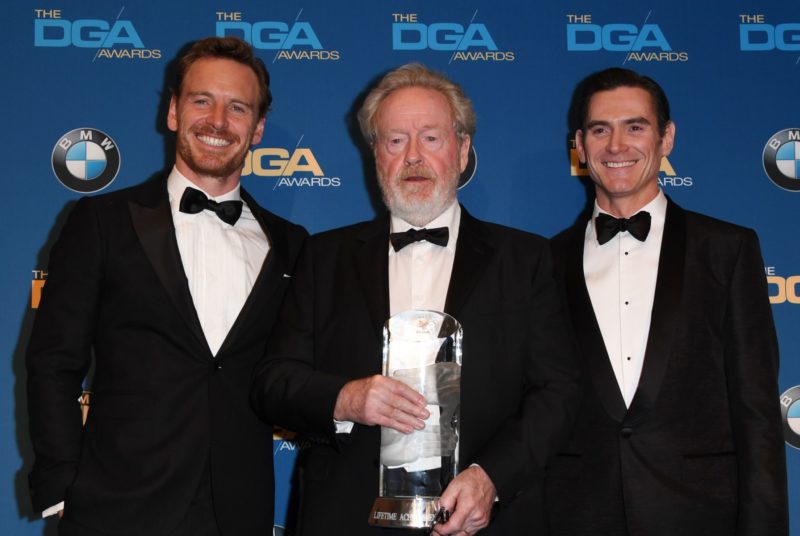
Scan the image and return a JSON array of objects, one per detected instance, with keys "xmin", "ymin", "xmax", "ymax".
[{"xmin": 368, "ymin": 310, "xmax": 462, "ymax": 529}]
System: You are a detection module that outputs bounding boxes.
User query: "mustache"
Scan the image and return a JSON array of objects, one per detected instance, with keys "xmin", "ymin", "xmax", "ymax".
[{"xmin": 398, "ymin": 165, "xmax": 436, "ymax": 181}]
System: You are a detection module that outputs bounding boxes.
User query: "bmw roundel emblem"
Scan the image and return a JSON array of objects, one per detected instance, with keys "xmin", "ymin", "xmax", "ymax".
[{"xmin": 52, "ymin": 128, "xmax": 121, "ymax": 193}]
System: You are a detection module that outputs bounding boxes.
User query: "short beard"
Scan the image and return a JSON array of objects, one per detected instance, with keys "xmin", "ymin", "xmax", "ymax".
[{"xmin": 176, "ymin": 127, "xmax": 247, "ymax": 181}]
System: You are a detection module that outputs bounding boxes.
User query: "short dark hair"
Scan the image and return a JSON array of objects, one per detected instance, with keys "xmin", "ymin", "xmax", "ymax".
[
  {"xmin": 573, "ymin": 67, "xmax": 671, "ymax": 135},
  {"xmin": 173, "ymin": 36, "xmax": 271, "ymax": 118}
]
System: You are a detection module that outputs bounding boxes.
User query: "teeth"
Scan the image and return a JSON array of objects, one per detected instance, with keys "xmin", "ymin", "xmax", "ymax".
[
  {"xmin": 197, "ymin": 135, "xmax": 231, "ymax": 147},
  {"xmin": 605, "ymin": 160, "xmax": 636, "ymax": 168}
]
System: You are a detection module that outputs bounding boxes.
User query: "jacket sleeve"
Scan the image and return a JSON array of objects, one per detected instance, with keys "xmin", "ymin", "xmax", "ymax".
[
  {"xmin": 724, "ymin": 230, "xmax": 788, "ymax": 535},
  {"xmin": 26, "ymin": 198, "xmax": 101, "ymax": 512},
  {"xmin": 472, "ymin": 241, "xmax": 583, "ymax": 502}
]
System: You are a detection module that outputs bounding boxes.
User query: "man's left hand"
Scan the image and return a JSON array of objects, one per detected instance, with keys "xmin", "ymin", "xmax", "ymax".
[{"xmin": 432, "ymin": 465, "xmax": 496, "ymax": 536}]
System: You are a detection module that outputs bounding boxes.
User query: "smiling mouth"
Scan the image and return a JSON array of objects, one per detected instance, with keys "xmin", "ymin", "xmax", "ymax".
[
  {"xmin": 604, "ymin": 160, "xmax": 637, "ymax": 168},
  {"xmin": 197, "ymin": 134, "xmax": 232, "ymax": 148}
]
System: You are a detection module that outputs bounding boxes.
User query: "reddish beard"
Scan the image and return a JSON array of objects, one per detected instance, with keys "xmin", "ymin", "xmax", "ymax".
[{"xmin": 177, "ymin": 125, "xmax": 247, "ymax": 180}]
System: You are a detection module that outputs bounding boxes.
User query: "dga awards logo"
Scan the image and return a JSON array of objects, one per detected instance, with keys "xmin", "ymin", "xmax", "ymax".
[
  {"xmin": 763, "ymin": 128, "xmax": 800, "ymax": 191},
  {"xmin": 33, "ymin": 8, "xmax": 161, "ymax": 59},
  {"xmin": 780, "ymin": 385, "xmax": 800, "ymax": 449},
  {"xmin": 216, "ymin": 11, "xmax": 340, "ymax": 60},
  {"xmin": 740, "ymin": 14, "xmax": 800, "ymax": 52},
  {"xmin": 391, "ymin": 11, "xmax": 515, "ymax": 61},
  {"xmin": 52, "ymin": 128, "xmax": 120, "ymax": 193},
  {"xmin": 565, "ymin": 12, "xmax": 688, "ymax": 62},
  {"xmin": 242, "ymin": 143, "xmax": 340, "ymax": 188},
  {"xmin": 766, "ymin": 266, "xmax": 800, "ymax": 304},
  {"xmin": 31, "ymin": 270, "xmax": 47, "ymax": 309}
]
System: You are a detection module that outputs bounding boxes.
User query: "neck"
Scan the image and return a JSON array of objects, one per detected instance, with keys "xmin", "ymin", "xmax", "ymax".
[
  {"xmin": 596, "ymin": 189, "xmax": 659, "ymax": 218},
  {"xmin": 176, "ymin": 163, "xmax": 240, "ymax": 198}
]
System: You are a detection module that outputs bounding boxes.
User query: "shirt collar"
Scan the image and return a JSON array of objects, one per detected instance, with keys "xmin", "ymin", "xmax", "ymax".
[{"xmin": 389, "ymin": 200, "xmax": 461, "ymax": 254}]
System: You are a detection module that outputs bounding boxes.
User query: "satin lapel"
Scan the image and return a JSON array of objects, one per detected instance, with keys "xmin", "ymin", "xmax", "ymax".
[
  {"xmin": 564, "ymin": 222, "xmax": 627, "ymax": 422},
  {"xmin": 353, "ymin": 215, "xmax": 391, "ymax": 335},
  {"xmin": 444, "ymin": 208, "xmax": 493, "ymax": 318},
  {"xmin": 128, "ymin": 184, "xmax": 208, "ymax": 350},
  {"xmin": 217, "ymin": 188, "xmax": 288, "ymax": 354},
  {"xmin": 626, "ymin": 200, "xmax": 686, "ymax": 423}
]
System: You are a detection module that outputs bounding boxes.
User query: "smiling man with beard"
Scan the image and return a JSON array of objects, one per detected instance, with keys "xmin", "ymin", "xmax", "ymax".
[
  {"xmin": 251, "ymin": 63, "xmax": 581, "ymax": 536},
  {"xmin": 26, "ymin": 37, "xmax": 307, "ymax": 535}
]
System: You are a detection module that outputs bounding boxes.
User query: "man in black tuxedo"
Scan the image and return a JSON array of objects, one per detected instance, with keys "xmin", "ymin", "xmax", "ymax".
[
  {"xmin": 26, "ymin": 37, "xmax": 307, "ymax": 535},
  {"xmin": 252, "ymin": 63, "xmax": 581, "ymax": 535},
  {"xmin": 547, "ymin": 67, "xmax": 788, "ymax": 535}
]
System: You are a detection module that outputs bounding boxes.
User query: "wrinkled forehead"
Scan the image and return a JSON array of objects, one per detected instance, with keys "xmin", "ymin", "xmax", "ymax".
[{"xmin": 375, "ymin": 87, "xmax": 455, "ymax": 131}]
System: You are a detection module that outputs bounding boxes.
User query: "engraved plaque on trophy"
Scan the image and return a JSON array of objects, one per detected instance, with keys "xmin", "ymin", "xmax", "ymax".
[{"xmin": 368, "ymin": 310, "xmax": 462, "ymax": 529}]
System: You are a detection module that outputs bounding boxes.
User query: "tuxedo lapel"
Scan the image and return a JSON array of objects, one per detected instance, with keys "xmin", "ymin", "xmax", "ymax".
[
  {"xmin": 127, "ymin": 181, "xmax": 208, "ymax": 352},
  {"xmin": 626, "ymin": 199, "xmax": 686, "ymax": 422},
  {"xmin": 352, "ymin": 215, "xmax": 391, "ymax": 335},
  {"xmin": 564, "ymin": 220, "xmax": 628, "ymax": 422},
  {"xmin": 444, "ymin": 207, "xmax": 493, "ymax": 318}
]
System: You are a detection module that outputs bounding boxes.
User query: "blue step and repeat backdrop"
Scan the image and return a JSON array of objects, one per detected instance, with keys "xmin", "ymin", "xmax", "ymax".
[{"xmin": 3, "ymin": 0, "xmax": 799, "ymax": 534}]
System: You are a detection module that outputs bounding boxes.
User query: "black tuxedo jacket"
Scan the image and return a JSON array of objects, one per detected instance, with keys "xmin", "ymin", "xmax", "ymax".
[
  {"xmin": 547, "ymin": 198, "xmax": 788, "ymax": 536},
  {"xmin": 27, "ymin": 178, "xmax": 307, "ymax": 535},
  {"xmin": 252, "ymin": 206, "xmax": 582, "ymax": 535}
]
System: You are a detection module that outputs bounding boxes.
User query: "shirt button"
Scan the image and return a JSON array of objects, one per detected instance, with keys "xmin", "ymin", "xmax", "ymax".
[
  {"xmin": 620, "ymin": 427, "xmax": 633, "ymax": 438},
  {"xmin": 214, "ymin": 363, "xmax": 222, "ymax": 371}
]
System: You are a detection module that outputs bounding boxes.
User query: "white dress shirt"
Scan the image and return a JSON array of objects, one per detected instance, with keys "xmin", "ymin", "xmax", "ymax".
[
  {"xmin": 583, "ymin": 191, "xmax": 666, "ymax": 407},
  {"xmin": 168, "ymin": 168, "xmax": 269, "ymax": 355},
  {"xmin": 388, "ymin": 201, "xmax": 460, "ymax": 316},
  {"xmin": 334, "ymin": 201, "xmax": 460, "ymax": 442}
]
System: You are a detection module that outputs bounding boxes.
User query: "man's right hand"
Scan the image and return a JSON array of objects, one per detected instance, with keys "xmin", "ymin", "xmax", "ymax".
[{"xmin": 333, "ymin": 375, "xmax": 429, "ymax": 433}]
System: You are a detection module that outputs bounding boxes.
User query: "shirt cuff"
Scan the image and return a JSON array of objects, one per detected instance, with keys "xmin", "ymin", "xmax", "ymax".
[
  {"xmin": 334, "ymin": 419, "xmax": 354, "ymax": 434},
  {"xmin": 42, "ymin": 502, "xmax": 64, "ymax": 518}
]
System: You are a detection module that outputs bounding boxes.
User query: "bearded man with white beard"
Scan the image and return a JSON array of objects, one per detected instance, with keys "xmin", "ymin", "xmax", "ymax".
[{"xmin": 251, "ymin": 63, "xmax": 582, "ymax": 536}]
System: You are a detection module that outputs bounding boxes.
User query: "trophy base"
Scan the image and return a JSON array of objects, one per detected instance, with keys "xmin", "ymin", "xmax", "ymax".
[{"xmin": 368, "ymin": 496, "xmax": 439, "ymax": 529}]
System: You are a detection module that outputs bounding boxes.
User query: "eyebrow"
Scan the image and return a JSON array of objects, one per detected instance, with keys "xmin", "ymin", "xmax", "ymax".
[
  {"xmin": 185, "ymin": 91, "xmax": 255, "ymax": 110},
  {"xmin": 586, "ymin": 116, "xmax": 651, "ymax": 129}
]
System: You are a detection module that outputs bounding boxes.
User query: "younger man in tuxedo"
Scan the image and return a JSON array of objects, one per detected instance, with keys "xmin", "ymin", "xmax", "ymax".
[
  {"xmin": 547, "ymin": 67, "xmax": 788, "ymax": 536},
  {"xmin": 27, "ymin": 37, "xmax": 307, "ymax": 535}
]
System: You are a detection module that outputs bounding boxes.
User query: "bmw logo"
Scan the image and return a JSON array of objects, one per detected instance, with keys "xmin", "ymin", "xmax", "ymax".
[
  {"xmin": 763, "ymin": 128, "xmax": 800, "ymax": 192},
  {"xmin": 52, "ymin": 128, "xmax": 120, "ymax": 193},
  {"xmin": 780, "ymin": 385, "xmax": 800, "ymax": 450}
]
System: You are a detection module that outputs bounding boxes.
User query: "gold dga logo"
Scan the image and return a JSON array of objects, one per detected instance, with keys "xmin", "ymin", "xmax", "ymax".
[{"xmin": 31, "ymin": 270, "xmax": 47, "ymax": 309}]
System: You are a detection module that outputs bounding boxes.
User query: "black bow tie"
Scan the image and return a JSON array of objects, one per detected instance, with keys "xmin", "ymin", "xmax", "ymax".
[
  {"xmin": 595, "ymin": 211, "xmax": 651, "ymax": 245},
  {"xmin": 390, "ymin": 227, "xmax": 449, "ymax": 251},
  {"xmin": 179, "ymin": 187, "xmax": 243, "ymax": 226}
]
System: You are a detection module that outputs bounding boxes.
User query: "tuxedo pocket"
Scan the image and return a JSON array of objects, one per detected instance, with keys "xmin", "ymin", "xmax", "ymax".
[{"xmin": 681, "ymin": 451, "xmax": 736, "ymax": 483}]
